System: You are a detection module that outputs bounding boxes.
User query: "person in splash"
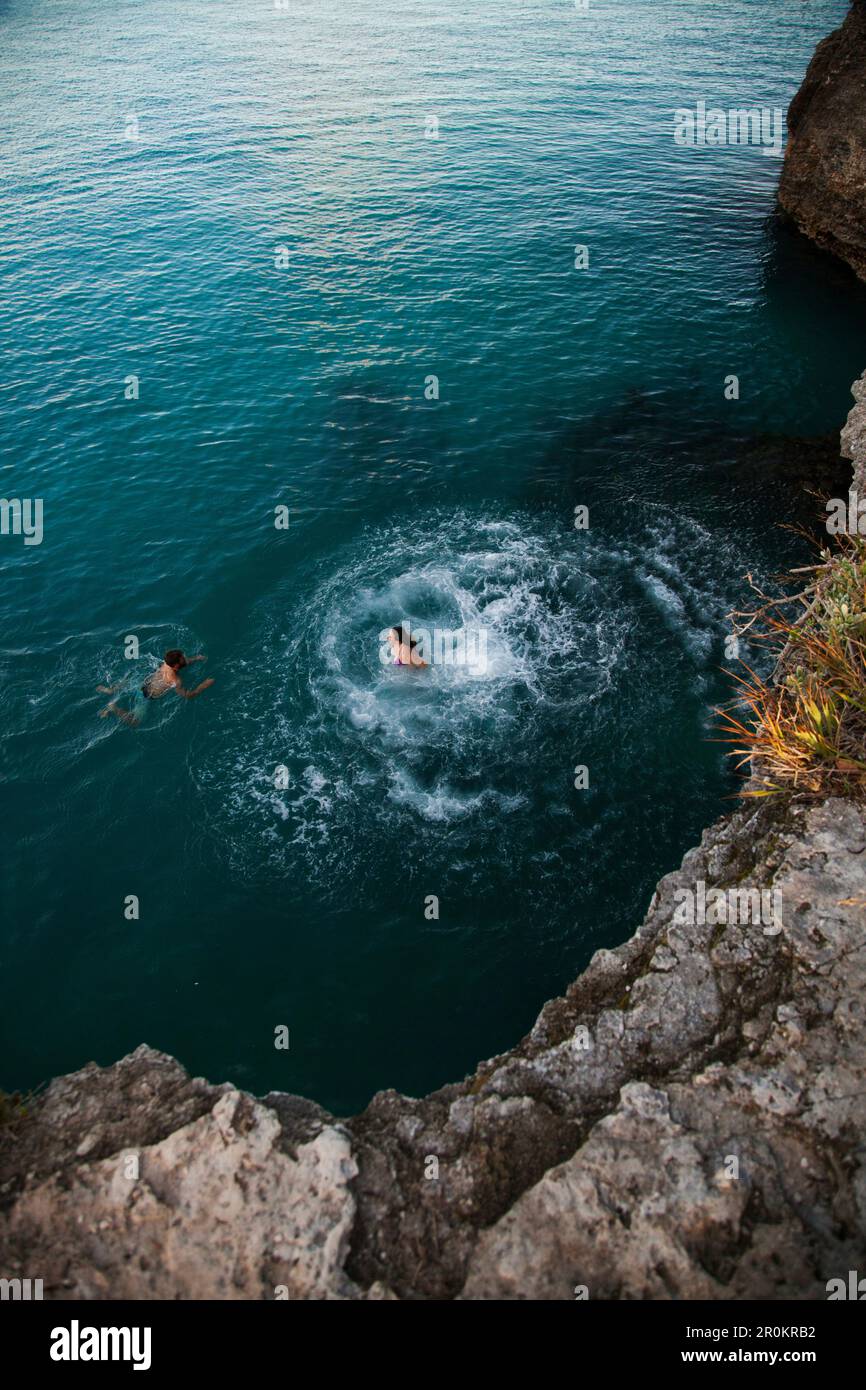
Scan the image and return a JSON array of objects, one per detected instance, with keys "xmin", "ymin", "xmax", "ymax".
[{"xmin": 385, "ymin": 624, "xmax": 428, "ymax": 668}]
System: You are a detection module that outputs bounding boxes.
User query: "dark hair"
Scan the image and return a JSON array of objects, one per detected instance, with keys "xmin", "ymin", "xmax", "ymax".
[
  {"xmin": 393, "ymin": 624, "xmax": 418, "ymax": 650},
  {"xmin": 164, "ymin": 649, "xmax": 186, "ymax": 669}
]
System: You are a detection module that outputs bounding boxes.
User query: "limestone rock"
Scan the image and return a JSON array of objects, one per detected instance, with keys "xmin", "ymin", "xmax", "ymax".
[
  {"xmin": 461, "ymin": 799, "xmax": 866, "ymax": 1299},
  {"xmin": 778, "ymin": 1, "xmax": 866, "ymax": 281},
  {"xmin": 2, "ymin": 1079, "xmax": 362, "ymax": 1300},
  {"xmin": 841, "ymin": 367, "xmax": 866, "ymax": 489}
]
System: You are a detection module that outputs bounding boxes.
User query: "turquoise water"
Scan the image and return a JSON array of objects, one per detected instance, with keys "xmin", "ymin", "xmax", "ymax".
[{"xmin": 2, "ymin": 0, "xmax": 864, "ymax": 1114}]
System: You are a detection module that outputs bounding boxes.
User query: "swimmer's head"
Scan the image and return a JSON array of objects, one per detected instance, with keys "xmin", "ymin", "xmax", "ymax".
[
  {"xmin": 164, "ymin": 649, "xmax": 187, "ymax": 670},
  {"xmin": 389, "ymin": 624, "xmax": 417, "ymax": 650}
]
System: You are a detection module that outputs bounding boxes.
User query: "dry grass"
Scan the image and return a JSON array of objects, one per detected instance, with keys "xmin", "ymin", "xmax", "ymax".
[{"xmin": 717, "ymin": 536, "xmax": 866, "ymax": 799}]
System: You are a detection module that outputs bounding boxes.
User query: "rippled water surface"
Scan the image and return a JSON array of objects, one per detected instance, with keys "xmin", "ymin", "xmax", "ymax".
[{"xmin": 1, "ymin": 0, "xmax": 863, "ymax": 1111}]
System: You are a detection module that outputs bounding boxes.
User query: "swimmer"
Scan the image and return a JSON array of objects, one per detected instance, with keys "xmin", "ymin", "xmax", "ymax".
[
  {"xmin": 386, "ymin": 624, "xmax": 428, "ymax": 668},
  {"xmin": 98, "ymin": 649, "xmax": 214, "ymax": 726}
]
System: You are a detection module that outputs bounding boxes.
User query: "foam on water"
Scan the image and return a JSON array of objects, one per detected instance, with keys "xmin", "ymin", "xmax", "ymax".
[{"xmin": 197, "ymin": 503, "xmax": 748, "ymax": 896}]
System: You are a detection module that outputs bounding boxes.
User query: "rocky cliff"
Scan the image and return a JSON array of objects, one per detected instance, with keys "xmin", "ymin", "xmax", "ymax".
[
  {"xmin": 778, "ymin": 0, "xmax": 866, "ymax": 280},
  {"xmin": 3, "ymin": 371, "xmax": 866, "ymax": 1297}
]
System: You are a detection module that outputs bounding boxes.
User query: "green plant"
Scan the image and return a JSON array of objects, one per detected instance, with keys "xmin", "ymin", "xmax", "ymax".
[{"xmin": 717, "ymin": 536, "xmax": 866, "ymax": 799}]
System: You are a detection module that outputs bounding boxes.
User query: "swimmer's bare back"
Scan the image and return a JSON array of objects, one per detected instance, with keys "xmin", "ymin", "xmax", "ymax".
[
  {"xmin": 98, "ymin": 651, "xmax": 214, "ymax": 726},
  {"xmin": 142, "ymin": 657, "xmax": 213, "ymax": 699}
]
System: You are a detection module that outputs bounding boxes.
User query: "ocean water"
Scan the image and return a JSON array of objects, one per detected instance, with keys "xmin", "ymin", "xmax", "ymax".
[{"xmin": 1, "ymin": 0, "xmax": 864, "ymax": 1114}]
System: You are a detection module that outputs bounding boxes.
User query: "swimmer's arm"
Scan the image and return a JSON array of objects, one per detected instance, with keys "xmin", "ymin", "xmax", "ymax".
[
  {"xmin": 96, "ymin": 682, "xmax": 123, "ymax": 693},
  {"xmin": 410, "ymin": 652, "xmax": 428, "ymax": 667},
  {"xmin": 175, "ymin": 677, "xmax": 215, "ymax": 699},
  {"xmin": 187, "ymin": 654, "xmax": 207, "ymax": 663}
]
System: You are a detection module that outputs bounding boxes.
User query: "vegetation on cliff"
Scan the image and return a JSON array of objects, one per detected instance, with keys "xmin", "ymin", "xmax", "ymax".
[{"xmin": 721, "ymin": 536, "xmax": 866, "ymax": 799}]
